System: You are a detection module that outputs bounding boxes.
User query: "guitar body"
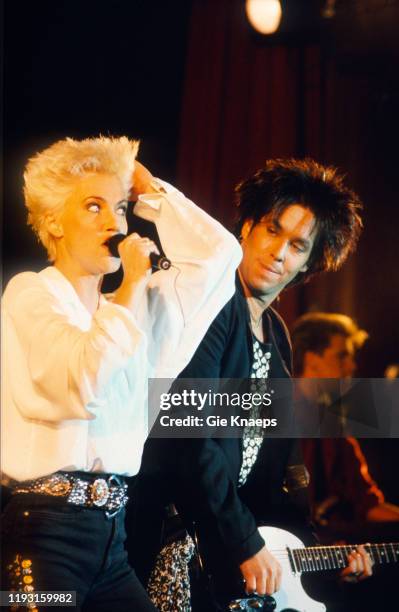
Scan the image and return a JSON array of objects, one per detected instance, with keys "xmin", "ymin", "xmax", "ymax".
[{"xmin": 258, "ymin": 526, "xmax": 326, "ymax": 612}]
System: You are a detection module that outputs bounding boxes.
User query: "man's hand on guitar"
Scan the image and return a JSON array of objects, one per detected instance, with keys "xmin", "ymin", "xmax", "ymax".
[
  {"xmin": 341, "ymin": 544, "xmax": 373, "ymax": 582},
  {"xmin": 239, "ymin": 545, "xmax": 282, "ymax": 596}
]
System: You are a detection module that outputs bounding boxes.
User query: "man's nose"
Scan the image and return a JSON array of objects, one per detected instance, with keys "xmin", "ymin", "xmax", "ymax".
[{"xmin": 270, "ymin": 238, "xmax": 288, "ymax": 262}]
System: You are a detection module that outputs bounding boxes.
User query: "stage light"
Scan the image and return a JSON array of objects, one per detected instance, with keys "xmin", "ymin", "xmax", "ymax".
[
  {"xmin": 322, "ymin": 0, "xmax": 336, "ymax": 19},
  {"xmin": 245, "ymin": 0, "xmax": 282, "ymax": 35}
]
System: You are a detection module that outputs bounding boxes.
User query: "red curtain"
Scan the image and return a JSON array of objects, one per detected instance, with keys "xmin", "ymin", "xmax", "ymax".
[
  {"xmin": 176, "ymin": 0, "xmax": 325, "ymax": 325},
  {"xmin": 178, "ymin": 0, "xmax": 307, "ymax": 221}
]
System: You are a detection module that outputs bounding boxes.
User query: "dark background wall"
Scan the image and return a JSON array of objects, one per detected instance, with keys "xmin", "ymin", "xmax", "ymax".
[
  {"xmin": 4, "ymin": 0, "xmax": 192, "ymax": 276},
  {"xmin": 3, "ymin": 1, "xmax": 399, "ymax": 501}
]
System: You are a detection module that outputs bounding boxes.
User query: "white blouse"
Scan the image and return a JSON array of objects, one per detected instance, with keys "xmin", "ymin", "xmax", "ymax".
[{"xmin": 1, "ymin": 179, "xmax": 241, "ymax": 481}]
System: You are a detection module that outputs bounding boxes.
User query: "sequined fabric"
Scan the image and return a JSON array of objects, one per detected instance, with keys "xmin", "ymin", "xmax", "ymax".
[
  {"xmin": 147, "ymin": 534, "xmax": 195, "ymax": 612},
  {"xmin": 7, "ymin": 555, "xmax": 38, "ymax": 611},
  {"xmin": 238, "ymin": 339, "xmax": 271, "ymax": 488},
  {"xmin": 12, "ymin": 473, "xmax": 128, "ymax": 516}
]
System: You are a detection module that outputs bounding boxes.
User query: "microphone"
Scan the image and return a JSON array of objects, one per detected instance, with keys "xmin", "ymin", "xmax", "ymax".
[{"xmin": 105, "ymin": 233, "xmax": 172, "ymax": 272}]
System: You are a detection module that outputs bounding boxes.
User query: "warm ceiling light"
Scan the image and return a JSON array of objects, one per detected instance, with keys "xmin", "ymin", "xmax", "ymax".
[
  {"xmin": 246, "ymin": 0, "xmax": 282, "ymax": 35},
  {"xmin": 322, "ymin": 0, "xmax": 336, "ymax": 19}
]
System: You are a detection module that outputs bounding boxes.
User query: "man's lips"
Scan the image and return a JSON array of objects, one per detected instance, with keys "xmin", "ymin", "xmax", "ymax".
[{"xmin": 258, "ymin": 262, "xmax": 282, "ymax": 276}]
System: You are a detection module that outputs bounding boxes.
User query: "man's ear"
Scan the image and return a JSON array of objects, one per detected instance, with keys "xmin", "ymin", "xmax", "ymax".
[
  {"xmin": 240, "ymin": 219, "xmax": 254, "ymax": 241},
  {"xmin": 44, "ymin": 214, "xmax": 64, "ymax": 238}
]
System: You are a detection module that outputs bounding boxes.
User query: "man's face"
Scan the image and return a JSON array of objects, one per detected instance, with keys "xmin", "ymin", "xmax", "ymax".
[
  {"xmin": 311, "ymin": 334, "xmax": 357, "ymax": 378},
  {"xmin": 239, "ymin": 204, "xmax": 317, "ymax": 302}
]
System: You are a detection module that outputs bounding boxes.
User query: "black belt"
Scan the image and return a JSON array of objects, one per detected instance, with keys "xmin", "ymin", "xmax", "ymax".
[{"xmin": 11, "ymin": 472, "xmax": 128, "ymax": 518}]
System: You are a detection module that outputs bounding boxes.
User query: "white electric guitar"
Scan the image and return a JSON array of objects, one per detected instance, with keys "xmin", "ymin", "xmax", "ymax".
[{"xmin": 256, "ymin": 526, "xmax": 399, "ymax": 612}]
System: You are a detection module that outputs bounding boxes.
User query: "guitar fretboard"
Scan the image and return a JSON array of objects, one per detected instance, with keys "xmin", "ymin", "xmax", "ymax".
[{"xmin": 288, "ymin": 543, "xmax": 399, "ymax": 573}]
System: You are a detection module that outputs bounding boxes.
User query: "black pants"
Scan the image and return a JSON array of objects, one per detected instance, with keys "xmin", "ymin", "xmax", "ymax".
[{"xmin": 1, "ymin": 494, "xmax": 157, "ymax": 612}]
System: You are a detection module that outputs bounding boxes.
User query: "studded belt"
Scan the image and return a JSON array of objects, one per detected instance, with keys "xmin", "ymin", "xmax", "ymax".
[{"xmin": 12, "ymin": 472, "xmax": 129, "ymax": 518}]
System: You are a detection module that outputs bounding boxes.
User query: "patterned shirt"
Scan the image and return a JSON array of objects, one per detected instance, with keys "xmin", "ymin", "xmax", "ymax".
[{"xmin": 238, "ymin": 337, "xmax": 272, "ymax": 487}]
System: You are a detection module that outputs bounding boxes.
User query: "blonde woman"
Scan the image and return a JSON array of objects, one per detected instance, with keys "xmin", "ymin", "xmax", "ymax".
[{"xmin": 1, "ymin": 136, "xmax": 241, "ymax": 611}]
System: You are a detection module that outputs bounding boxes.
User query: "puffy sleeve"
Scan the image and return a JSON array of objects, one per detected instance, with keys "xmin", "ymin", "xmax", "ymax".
[
  {"xmin": 2, "ymin": 271, "xmax": 146, "ymax": 422},
  {"xmin": 134, "ymin": 179, "xmax": 242, "ymax": 378}
]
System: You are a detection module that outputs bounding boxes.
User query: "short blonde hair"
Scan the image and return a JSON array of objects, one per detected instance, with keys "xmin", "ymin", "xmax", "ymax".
[{"xmin": 24, "ymin": 135, "xmax": 139, "ymax": 260}]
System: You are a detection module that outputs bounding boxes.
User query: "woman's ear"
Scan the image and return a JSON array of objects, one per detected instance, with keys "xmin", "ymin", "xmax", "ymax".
[{"xmin": 44, "ymin": 214, "xmax": 64, "ymax": 238}]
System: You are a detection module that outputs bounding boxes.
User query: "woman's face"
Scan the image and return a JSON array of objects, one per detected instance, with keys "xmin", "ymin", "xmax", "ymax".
[{"xmin": 55, "ymin": 173, "xmax": 128, "ymax": 276}]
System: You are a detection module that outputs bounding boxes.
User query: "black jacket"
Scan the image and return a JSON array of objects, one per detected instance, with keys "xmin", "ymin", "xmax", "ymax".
[{"xmin": 128, "ymin": 279, "xmax": 308, "ymax": 581}]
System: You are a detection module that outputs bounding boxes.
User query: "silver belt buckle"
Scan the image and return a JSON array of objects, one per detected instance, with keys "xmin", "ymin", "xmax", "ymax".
[
  {"xmin": 90, "ymin": 478, "xmax": 110, "ymax": 507},
  {"xmin": 41, "ymin": 474, "xmax": 72, "ymax": 496},
  {"xmin": 105, "ymin": 474, "xmax": 126, "ymax": 519}
]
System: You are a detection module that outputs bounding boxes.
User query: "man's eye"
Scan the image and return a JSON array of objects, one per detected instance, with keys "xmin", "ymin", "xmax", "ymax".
[
  {"xmin": 87, "ymin": 202, "xmax": 100, "ymax": 213},
  {"xmin": 267, "ymin": 226, "xmax": 277, "ymax": 235},
  {"xmin": 292, "ymin": 243, "xmax": 306, "ymax": 253}
]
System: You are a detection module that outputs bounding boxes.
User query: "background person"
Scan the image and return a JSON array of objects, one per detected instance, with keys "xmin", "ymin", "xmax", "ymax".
[{"xmin": 291, "ymin": 312, "xmax": 399, "ymax": 528}]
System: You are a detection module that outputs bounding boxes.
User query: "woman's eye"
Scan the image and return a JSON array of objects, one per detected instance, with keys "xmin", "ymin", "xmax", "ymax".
[
  {"xmin": 87, "ymin": 202, "xmax": 100, "ymax": 213},
  {"xmin": 116, "ymin": 205, "xmax": 127, "ymax": 216},
  {"xmin": 267, "ymin": 226, "xmax": 277, "ymax": 235},
  {"xmin": 292, "ymin": 243, "xmax": 306, "ymax": 253}
]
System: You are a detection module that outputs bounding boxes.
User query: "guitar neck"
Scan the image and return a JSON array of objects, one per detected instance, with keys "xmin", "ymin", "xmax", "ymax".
[{"xmin": 289, "ymin": 542, "xmax": 399, "ymax": 573}]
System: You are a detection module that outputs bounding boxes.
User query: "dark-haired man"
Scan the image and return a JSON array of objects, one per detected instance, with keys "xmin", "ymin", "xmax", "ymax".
[{"xmin": 130, "ymin": 159, "xmax": 372, "ymax": 610}]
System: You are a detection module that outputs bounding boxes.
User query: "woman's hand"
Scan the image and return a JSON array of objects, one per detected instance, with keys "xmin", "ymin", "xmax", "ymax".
[
  {"xmin": 113, "ymin": 233, "xmax": 159, "ymax": 311},
  {"xmin": 117, "ymin": 232, "xmax": 159, "ymax": 283},
  {"xmin": 130, "ymin": 161, "xmax": 155, "ymax": 201}
]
